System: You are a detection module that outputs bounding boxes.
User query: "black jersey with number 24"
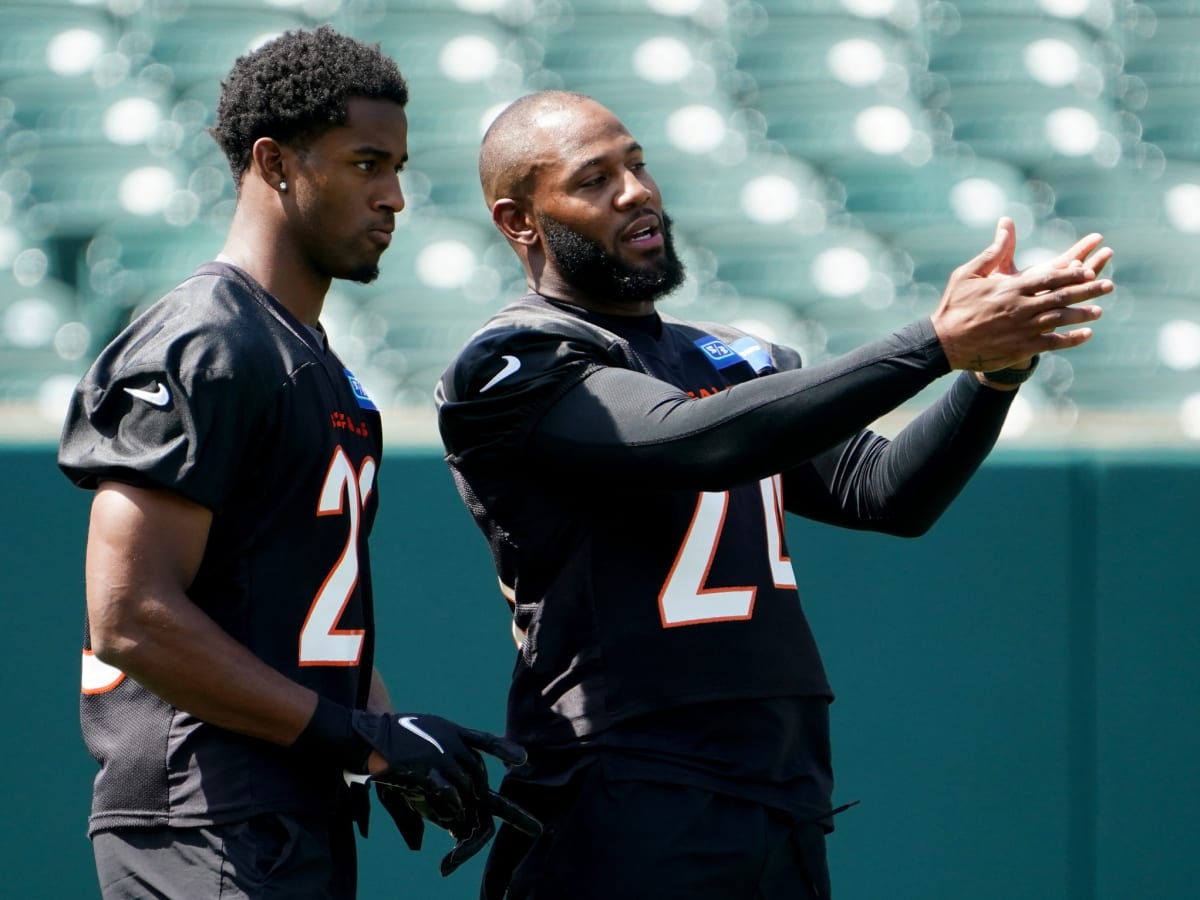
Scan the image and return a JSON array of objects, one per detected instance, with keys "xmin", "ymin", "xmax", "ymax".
[{"xmin": 438, "ymin": 294, "xmax": 833, "ymax": 751}]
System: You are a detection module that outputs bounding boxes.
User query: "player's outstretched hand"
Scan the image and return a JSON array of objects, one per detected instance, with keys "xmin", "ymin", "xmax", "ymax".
[
  {"xmin": 931, "ymin": 217, "xmax": 1113, "ymax": 372},
  {"xmin": 348, "ymin": 711, "xmax": 541, "ymax": 875}
]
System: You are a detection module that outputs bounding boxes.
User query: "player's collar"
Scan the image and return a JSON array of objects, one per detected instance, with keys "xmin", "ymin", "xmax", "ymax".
[{"xmin": 536, "ymin": 292, "xmax": 663, "ymax": 339}]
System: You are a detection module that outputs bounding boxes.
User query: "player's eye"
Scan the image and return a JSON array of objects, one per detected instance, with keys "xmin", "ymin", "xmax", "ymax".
[{"xmin": 355, "ymin": 160, "xmax": 376, "ymax": 172}]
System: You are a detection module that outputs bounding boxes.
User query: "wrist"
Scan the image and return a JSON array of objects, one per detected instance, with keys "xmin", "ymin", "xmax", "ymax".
[
  {"xmin": 292, "ymin": 694, "xmax": 372, "ymax": 772},
  {"xmin": 979, "ymin": 354, "xmax": 1040, "ymax": 389}
]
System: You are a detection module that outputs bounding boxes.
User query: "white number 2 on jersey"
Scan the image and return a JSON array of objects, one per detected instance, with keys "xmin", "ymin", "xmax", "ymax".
[
  {"xmin": 80, "ymin": 445, "xmax": 377, "ymax": 693},
  {"xmin": 299, "ymin": 447, "xmax": 377, "ymax": 665},
  {"xmin": 658, "ymin": 475, "xmax": 796, "ymax": 627}
]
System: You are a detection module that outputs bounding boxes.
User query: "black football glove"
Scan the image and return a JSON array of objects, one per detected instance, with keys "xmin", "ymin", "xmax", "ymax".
[
  {"xmin": 349, "ymin": 711, "xmax": 541, "ymax": 876},
  {"xmin": 358, "ymin": 774, "xmax": 540, "ymax": 875},
  {"xmin": 374, "ymin": 781, "xmax": 426, "ymax": 850}
]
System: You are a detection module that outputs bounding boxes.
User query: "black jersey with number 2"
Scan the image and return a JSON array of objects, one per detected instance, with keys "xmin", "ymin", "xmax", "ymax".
[{"xmin": 59, "ymin": 262, "xmax": 383, "ymax": 834}]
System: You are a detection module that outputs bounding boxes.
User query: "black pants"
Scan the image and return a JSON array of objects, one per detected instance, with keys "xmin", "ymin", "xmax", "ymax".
[
  {"xmin": 92, "ymin": 812, "xmax": 357, "ymax": 899},
  {"xmin": 484, "ymin": 762, "xmax": 832, "ymax": 900}
]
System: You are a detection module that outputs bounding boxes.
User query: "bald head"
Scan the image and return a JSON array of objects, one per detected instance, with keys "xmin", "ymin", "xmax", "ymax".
[{"xmin": 479, "ymin": 90, "xmax": 609, "ymax": 207}]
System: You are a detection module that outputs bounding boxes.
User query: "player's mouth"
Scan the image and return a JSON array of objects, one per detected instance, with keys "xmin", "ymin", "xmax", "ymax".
[
  {"xmin": 619, "ymin": 214, "xmax": 663, "ymax": 251},
  {"xmin": 369, "ymin": 223, "xmax": 394, "ymax": 248}
]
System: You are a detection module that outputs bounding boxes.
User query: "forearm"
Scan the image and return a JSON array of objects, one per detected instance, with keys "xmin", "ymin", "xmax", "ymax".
[
  {"xmin": 791, "ymin": 371, "xmax": 1015, "ymax": 535},
  {"xmin": 86, "ymin": 481, "xmax": 317, "ymax": 747},
  {"xmin": 89, "ymin": 584, "xmax": 318, "ymax": 746},
  {"xmin": 530, "ymin": 319, "xmax": 949, "ymax": 490}
]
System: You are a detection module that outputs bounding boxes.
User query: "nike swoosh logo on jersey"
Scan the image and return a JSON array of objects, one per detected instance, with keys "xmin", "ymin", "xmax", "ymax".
[
  {"xmin": 480, "ymin": 355, "xmax": 521, "ymax": 393},
  {"xmin": 398, "ymin": 715, "xmax": 445, "ymax": 754},
  {"xmin": 123, "ymin": 382, "xmax": 171, "ymax": 407}
]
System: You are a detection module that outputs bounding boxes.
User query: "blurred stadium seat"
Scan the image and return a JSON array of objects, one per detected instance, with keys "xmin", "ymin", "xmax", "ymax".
[
  {"xmin": 938, "ymin": 83, "xmax": 1121, "ymax": 167},
  {"xmin": 652, "ymin": 149, "xmax": 835, "ymax": 233},
  {"xmin": 753, "ymin": 80, "xmax": 935, "ymax": 165},
  {"xmin": 927, "ymin": 16, "xmax": 1108, "ymax": 91},
  {"xmin": 1028, "ymin": 158, "xmax": 1162, "ymax": 234},
  {"xmin": 372, "ymin": 10, "xmax": 528, "ymax": 87},
  {"xmin": 0, "ymin": 0, "xmax": 1196, "ymax": 443},
  {"xmin": 828, "ymin": 153, "xmax": 1031, "ymax": 238},
  {"xmin": 1122, "ymin": 15, "xmax": 1200, "ymax": 87},
  {"xmin": 21, "ymin": 145, "xmax": 188, "ymax": 239},
  {"xmin": 140, "ymin": 8, "xmax": 307, "ymax": 93},
  {"xmin": 733, "ymin": 13, "xmax": 927, "ymax": 93},
  {"xmin": 0, "ymin": 5, "xmax": 118, "ymax": 83},
  {"xmin": 338, "ymin": 211, "xmax": 511, "ymax": 388},
  {"xmin": 2, "ymin": 75, "xmax": 167, "ymax": 150},
  {"xmin": 1135, "ymin": 84, "xmax": 1200, "ymax": 162},
  {"xmin": 0, "ymin": 265, "xmax": 84, "ymax": 404},
  {"xmin": 540, "ymin": 12, "xmax": 732, "ymax": 90},
  {"xmin": 75, "ymin": 216, "xmax": 226, "ymax": 346},
  {"xmin": 698, "ymin": 220, "xmax": 909, "ymax": 321}
]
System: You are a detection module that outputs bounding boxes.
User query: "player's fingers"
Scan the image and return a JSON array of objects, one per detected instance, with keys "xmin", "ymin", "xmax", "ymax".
[
  {"xmin": 458, "ymin": 748, "xmax": 491, "ymax": 799},
  {"xmin": 489, "ymin": 790, "xmax": 541, "ymax": 837},
  {"xmin": 992, "ymin": 222, "xmax": 1017, "ymax": 276},
  {"xmin": 960, "ymin": 217, "xmax": 1014, "ymax": 277},
  {"xmin": 439, "ymin": 817, "xmax": 496, "ymax": 877},
  {"xmin": 423, "ymin": 770, "xmax": 469, "ymax": 823},
  {"xmin": 1032, "ymin": 304, "xmax": 1103, "ymax": 333},
  {"xmin": 1038, "ymin": 327, "xmax": 1095, "ymax": 351},
  {"xmin": 1083, "ymin": 246, "xmax": 1113, "ymax": 277},
  {"xmin": 1050, "ymin": 232, "xmax": 1104, "ymax": 267},
  {"xmin": 1030, "ymin": 279, "xmax": 1114, "ymax": 314},
  {"xmin": 459, "ymin": 727, "xmax": 528, "ymax": 767},
  {"xmin": 1016, "ymin": 261, "xmax": 1095, "ymax": 294}
]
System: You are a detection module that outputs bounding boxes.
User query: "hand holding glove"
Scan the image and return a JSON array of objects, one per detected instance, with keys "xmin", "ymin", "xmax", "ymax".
[{"xmin": 295, "ymin": 697, "xmax": 539, "ymax": 876}]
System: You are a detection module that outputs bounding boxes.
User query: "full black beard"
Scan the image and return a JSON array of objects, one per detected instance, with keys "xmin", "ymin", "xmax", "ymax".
[{"xmin": 538, "ymin": 211, "xmax": 686, "ymax": 306}]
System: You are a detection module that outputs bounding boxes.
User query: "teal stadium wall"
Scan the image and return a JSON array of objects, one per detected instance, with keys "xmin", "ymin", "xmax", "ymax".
[{"xmin": 4, "ymin": 445, "xmax": 1198, "ymax": 900}]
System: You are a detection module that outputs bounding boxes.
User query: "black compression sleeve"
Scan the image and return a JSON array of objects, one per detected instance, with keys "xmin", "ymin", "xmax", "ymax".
[
  {"xmin": 785, "ymin": 371, "xmax": 1016, "ymax": 536},
  {"xmin": 528, "ymin": 319, "xmax": 950, "ymax": 490}
]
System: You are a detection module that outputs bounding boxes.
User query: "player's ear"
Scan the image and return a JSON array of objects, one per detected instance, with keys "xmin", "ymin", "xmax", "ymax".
[
  {"xmin": 492, "ymin": 199, "xmax": 537, "ymax": 246},
  {"xmin": 250, "ymin": 137, "xmax": 289, "ymax": 195}
]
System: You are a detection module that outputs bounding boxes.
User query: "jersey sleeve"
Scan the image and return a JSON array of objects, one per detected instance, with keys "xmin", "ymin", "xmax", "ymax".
[
  {"xmin": 520, "ymin": 319, "xmax": 952, "ymax": 490},
  {"xmin": 437, "ymin": 321, "xmax": 608, "ymax": 466},
  {"xmin": 781, "ymin": 369, "xmax": 1017, "ymax": 536},
  {"xmin": 58, "ymin": 319, "xmax": 272, "ymax": 511}
]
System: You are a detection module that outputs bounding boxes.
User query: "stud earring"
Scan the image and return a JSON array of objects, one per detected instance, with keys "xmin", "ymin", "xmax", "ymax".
[{"xmin": 279, "ymin": 181, "xmax": 287, "ymax": 191}]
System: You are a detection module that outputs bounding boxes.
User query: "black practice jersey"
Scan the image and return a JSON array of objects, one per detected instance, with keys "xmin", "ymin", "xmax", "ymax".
[
  {"xmin": 59, "ymin": 262, "xmax": 383, "ymax": 833},
  {"xmin": 438, "ymin": 293, "xmax": 1017, "ymax": 819}
]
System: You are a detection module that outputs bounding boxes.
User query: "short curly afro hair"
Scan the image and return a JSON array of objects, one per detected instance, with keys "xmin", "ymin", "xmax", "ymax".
[{"xmin": 209, "ymin": 25, "xmax": 408, "ymax": 186}]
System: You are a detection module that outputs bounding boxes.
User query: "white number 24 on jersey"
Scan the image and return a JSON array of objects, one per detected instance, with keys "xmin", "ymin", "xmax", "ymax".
[{"xmin": 658, "ymin": 475, "xmax": 796, "ymax": 627}]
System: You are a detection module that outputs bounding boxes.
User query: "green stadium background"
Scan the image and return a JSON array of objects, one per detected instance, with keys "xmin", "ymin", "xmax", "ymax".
[
  {"xmin": 3, "ymin": 0, "xmax": 1200, "ymax": 897},
  {"xmin": 3, "ymin": 446, "xmax": 1198, "ymax": 899}
]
